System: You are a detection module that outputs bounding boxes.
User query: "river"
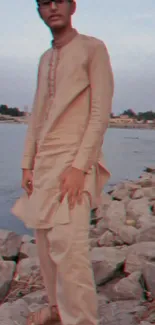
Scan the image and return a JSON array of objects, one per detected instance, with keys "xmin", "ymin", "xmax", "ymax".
[{"xmin": 1, "ymin": 124, "xmax": 155, "ymax": 234}]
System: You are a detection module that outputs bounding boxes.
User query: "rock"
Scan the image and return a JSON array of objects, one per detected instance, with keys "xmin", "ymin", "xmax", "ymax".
[
  {"xmin": 0, "ymin": 261, "xmax": 16, "ymax": 302},
  {"xmin": 136, "ymin": 225, "xmax": 155, "ymax": 242},
  {"xmin": 130, "ymin": 189, "xmax": 144, "ymax": 199},
  {"xmin": 96, "ymin": 193, "xmax": 112, "ymax": 219},
  {"xmin": 143, "ymin": 262, "xmax": 155, "ymax": 299},
  {"xmin": 96, "ymin": 218, "xmax": 107, "ymax": 236},
  {"xmin": 144, "ymin": 166, "xmax": 155, "ymax": 173},
  {"xmin": 23, "ymin": 289, "xmax": 48, "ymax": 306},
  {"xmin": 0, "ymin": 299, "xmax": 29, "ymax": 324},
  {"xmin": 91, "ymin": 247, "xmax": 125, "ymax": 285},
  {"xmin": 143, "ymin": 187, "xmax": 155, "ymax": 199},
  {"xmin": 16, "ymin": 257, "xmax": 40, "ymax": 279},
  {"xmin": 111, "ymin": 188, "xmax": 129, "ymax": 201},
  {"xmin": 99, "ymin": 300, "xmax": 141, "ymax": 325},
  {"xmin": 22, "ymin": 234, "xmax": 35, "ymax": 244},
  {"xmin": 89, "ymin": 238, "xmax": 98, "ymax": 249},
  {"xmin": 136, "ymin": 216, "xmax": 155, "ymax": 229},
  {"xmin": 125, "ymin": 242, "xmax": 155, "ymax": 274},
  {"xmin": 136, "ymin": 173, "xmax": 153, "ymax": 187},
  {"xmin": 98, "ymin": 231, "xmax": 115, "ymax": 247},
  {"xmin": 113, "ymin": 271, "xmax": 143, "ymax": 300},
  {"xmin": 104, "ymin": 201, "xmax": 126, "ymax": 232},
  {"xmin": 126, "ymin": 219, "xmax": 137, "ymax": 227},
  {"xmin": 19, "ymin": 243, "xmax": 38, "ymax": 259},
  {"xmin": 117, "ymin": 225, "xmax": 138, "ymax": 245},
  {"xmin": 0, "ymin": 229, "xmax": 21, "ymax": 260},
  {"xmin": 126, "ymin": 198, "xmax": 150, "ymax": 221}
]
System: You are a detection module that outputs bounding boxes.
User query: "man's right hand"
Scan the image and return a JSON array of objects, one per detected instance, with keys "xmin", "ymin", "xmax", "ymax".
[{"xmin": 21, "ymin": 169, "xmax": 33, "ymax": 196}]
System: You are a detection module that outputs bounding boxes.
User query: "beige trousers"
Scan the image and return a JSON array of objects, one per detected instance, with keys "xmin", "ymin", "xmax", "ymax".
[{"xmin": 35, "ymin": 194, "xmax": 98, "ymax": 325}]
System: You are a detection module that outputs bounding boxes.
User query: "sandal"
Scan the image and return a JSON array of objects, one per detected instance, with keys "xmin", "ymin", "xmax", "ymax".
[{"xmin": 27, "ymin": 305, "xmax": 60, "ymax": 325}]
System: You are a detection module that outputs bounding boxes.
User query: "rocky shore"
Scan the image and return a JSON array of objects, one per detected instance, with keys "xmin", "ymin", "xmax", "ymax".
[{"xmin": 1, "ymin": 168, "xmax": 155, "ymax": 324}]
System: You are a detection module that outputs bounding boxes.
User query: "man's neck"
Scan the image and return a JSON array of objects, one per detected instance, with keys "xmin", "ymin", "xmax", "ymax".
[
  {"xmin": 51, "ymin": 25, "xmax": 78, "ymax": 49},
  {"xmin": 52, "ymin": 24, "xmax": 72, "ymax": 42}
]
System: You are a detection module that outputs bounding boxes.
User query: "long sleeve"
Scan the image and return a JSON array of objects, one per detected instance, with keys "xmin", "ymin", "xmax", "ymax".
[
  {"xmin": 72, "ymin": 42, "xmax": 114, "ymax": 172},
  {"xmin": 21, "ymin": 76, "xmax": 39, "ymax": 170},
  {"xmin": 21, "ymin": 52, "xmax": 49, "ymax": 170}
]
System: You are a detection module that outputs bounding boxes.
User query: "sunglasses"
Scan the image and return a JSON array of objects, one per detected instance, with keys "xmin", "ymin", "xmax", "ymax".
[{"xmin": 37, "ymin": 0, "xmax": 73, "ymax": 7}]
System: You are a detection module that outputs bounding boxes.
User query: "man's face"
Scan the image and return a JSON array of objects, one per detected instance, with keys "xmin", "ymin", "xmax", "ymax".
[{"xmin": 37, "ymin": 0, "xmax": 76, "ymax": 30}]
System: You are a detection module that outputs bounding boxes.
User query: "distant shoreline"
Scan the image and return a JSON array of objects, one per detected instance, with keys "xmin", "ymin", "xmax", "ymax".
[{"xmin": 0, "ymin": 119, "xmax": 155, "ymax": 130}]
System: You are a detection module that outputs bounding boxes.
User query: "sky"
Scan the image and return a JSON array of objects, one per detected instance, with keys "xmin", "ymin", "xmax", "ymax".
[{"xmin": 0, "ymin": 0, "xmax": 155, "ymax": 114}]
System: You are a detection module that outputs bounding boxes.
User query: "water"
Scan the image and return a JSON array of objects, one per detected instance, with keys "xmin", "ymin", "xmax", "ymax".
[{"xmin": 1, "ymin": 124, "xmax": 155, "ymax": 235}]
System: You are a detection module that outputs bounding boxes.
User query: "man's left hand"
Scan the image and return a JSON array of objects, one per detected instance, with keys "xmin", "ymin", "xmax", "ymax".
[{"xmin": 59, "ymin": 167, "xmax": 85, "ymax": 209}]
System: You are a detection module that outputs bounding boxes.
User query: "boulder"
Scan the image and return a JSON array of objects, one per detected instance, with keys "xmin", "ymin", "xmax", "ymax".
[
  {"xmin": 91, "ymin": 247, "xmax": 125, "ymax": 285},
  {"xmin": 99, "ymin": 300, "xmax": 142, "ymax": 325},
  {"xmin": 117, "ymin": 225, "xmax": 138, "ymax": 245},
  {"xmin": 0, "ymin": 229, "xmax": 21, "ymax": 260},
  {"xmin": 111, "ymin": 188, "xmax": 129, "ymax": 201},
  {"xmin": 113, "ymin": 271, "xmax": 143, "ymax": 300},
  {"xmin": 136, "ymin": 173, "xmax": 153, "ymax": 187},
  {"xmin": 98, "ymin": 231, "xmax": 115, "ymax": 247},
  {"xmin": 126, "ymin": 198, "xmax": 150, "ymax": 221},
  {"xmin": 0, "ymin": 299, "xmax": 29, "ymax": 324},
  {"xmin": 23, "ymin": 289, "xmax": 48, "ymax": 306},
  {"xmin": 143, "ymin": 261, "xmax": 155, "ymax": 299},
  {"xmin": 104, "ymin": 201, "xmax": 126, "ymax": 232},
  {"xmin": 22, "ymin": 234, "xmax": 35, "ymax": 244},
  {"xmin": 0, "ymin": 261, "xmax": 16, "ymax": 302},
  {"xmin": 130, "ymin": 189, "xmax": 144, "ymax": 199},
  {"xmin": 125, "ymin": 242, "xmax": 155, "ymax": 274},
  {"xmin": 136, "ymin": 225, "xmax": 155, "ymax": 242},
  {"xmin": 19, "ymin": 243, "xmax": 38, "ymax": 259},
  {"xmin": 143, "ymin": 187, "xmax": 155, "ymax": 199},
  {"xmin": 16, "ymin": 257, "xmax": 40, "ymax": 279}
]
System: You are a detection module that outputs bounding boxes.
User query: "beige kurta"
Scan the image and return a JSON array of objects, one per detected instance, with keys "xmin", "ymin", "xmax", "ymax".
[{"xmin": 12, "ymin": 29, "xmax": 114, "ymax": 229}]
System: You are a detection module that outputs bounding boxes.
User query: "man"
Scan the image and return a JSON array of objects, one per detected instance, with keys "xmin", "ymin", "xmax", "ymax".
[{"xmin": 12, "ymin": 0, "xmax": 114, "ymax": 324}]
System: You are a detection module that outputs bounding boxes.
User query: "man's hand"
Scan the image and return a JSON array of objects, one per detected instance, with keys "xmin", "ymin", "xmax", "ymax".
[
  {"xmin": 21, "ymin": 169, "xmax": 33, "ymax": 196},
  {"xmin": 59, "ymin": 167, "xmax": 85, "ymax": 209}
]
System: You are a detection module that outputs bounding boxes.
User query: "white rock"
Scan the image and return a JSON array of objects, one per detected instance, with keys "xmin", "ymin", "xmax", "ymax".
[
  {"xmin": 136, "ymin": 225, "xmax": 155, "ymax": 242},
  {"xmin": 130, "ymin": 189, "xmax": 144, "ymax": 199},
  {"xmin": 91, "ymin": 247, "xmax": 125, "ymax": 285},
  {"xmin": 117, "ymin": 225, "xmax": 138, "ymax": 245},
  {"xmin": 16, "ymin": 257, "xmax": 40, "ymax": 278},
  {"xmin": 99, "ymin": 300, "xmax": 140, "ymax": 325},
  {"xmin": 143, "ymin": 187, "xmax": 155, "ymax": 199},
  {"xmin": 125, "ymin": 242, "xmax": 155, "ymax": 274},
  {"xmin": 104, "ymin": 201, "xmax": 126, "ymax": 232},
  {"xmin": 19, "ymin": 243, "xmax": 38, "ymax": 259},
  {"xmin": 0, "ymin": 229, "xmax": 21, "ymax": 260},
  {"xmin": 0, "ymin": 260, "xmax": 16, "ymax": 302},
  {"xmin": 96, "ymin": 218, "xmax": 107, "ymax": 236},
  {"xmin": 0, "ymin": 299, "xmax": 29, "ymax": 324},
  {"xmin": 143, "ymin": 261, "xmax": 155, "ymax": 299},
  {"xmin": 136, "ymin": 216, "xmax": 155, "ymax": 229},
  {"xmin": 136, "ymin": 173, "xmax": 152, "ymax": 187},
  {"xmin": 22, "ymin": 234, "xmax": 35, "ymax": 244},
  {"xmin": 113, "ymin": 271, "xmax": 143, "ymax": 300},
  {"xmin": 126, "ymin": 198, "xmax": 150, "ymax": 221},
  {"xmin": 111, "ymin": 188, "xmax": 129, "ymax": 201},
  {"xmin": 23, "ymin": 289, "xmax": 48, "ymax": 306},
  {"xmin": 98, "ymin": 231, "xmax": 115, "ymax": 247}
]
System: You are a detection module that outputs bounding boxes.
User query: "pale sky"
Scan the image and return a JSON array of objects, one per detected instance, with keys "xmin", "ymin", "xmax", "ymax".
[{"xmin": 0, "ymin": 0, "xmax": 155, "ymax": 114}]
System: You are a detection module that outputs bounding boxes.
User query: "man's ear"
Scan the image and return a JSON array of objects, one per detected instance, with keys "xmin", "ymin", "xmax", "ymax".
[{"xmin": 70, "ymin": 1, "xmax": 76, "ymax": 15}]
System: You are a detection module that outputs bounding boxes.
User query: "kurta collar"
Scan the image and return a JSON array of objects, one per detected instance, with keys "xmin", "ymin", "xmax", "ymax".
[{"xmin": 51, "ymin": 28, "xmax": 78, "ymax": 49}]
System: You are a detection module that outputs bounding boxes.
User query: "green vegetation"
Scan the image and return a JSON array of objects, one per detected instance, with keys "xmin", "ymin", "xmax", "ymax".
[
  {"xmin": 112, "ymin": 109, "xmax": 155, "ymax": 121},
  {"xmin": 0, "ymin": 105, "xmax": 24, "ymax": 117}
]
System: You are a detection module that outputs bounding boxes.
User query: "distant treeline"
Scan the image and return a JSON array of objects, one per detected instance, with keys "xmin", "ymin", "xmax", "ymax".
[
  {"xmin": 0, "ymin": 105, "xmax": 24, "ymax": 117},
  {"xmin": 111, "ymin": 109, "xmax": 155, "ymax": 121}
]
